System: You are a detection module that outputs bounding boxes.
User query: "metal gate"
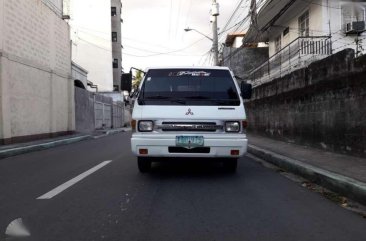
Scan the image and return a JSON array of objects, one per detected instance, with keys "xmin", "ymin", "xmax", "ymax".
[{"xmin": 94, "ymin": 101, "xmax": 112, "ymax": 129}]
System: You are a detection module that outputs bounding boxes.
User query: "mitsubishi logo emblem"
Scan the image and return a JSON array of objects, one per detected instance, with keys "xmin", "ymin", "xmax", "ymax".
[{"xmin": 185, "ymin": 108, "xmax": 194, "ymax": 115}]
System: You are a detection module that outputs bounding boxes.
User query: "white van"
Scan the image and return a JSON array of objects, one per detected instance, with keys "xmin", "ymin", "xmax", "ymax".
[{"xmin": 130, "ymin": 67, "xmax": 252, "ymax": 172}]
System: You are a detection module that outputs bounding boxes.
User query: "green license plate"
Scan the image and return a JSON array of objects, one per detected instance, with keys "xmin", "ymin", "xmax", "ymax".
[{"xmin": 176, "ymin": 136, "xmax": 204, "ymax": 148}]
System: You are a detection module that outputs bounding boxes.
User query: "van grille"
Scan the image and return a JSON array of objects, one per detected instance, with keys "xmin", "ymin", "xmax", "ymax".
[{"xmin": 159, "ymin": 122, "xmax": 222, "ymax": 132}]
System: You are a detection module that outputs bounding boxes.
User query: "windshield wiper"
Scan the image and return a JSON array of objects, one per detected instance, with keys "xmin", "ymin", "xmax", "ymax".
[
  {"xmin": 144, "ymin": 95, "xmax": 171, "ymax": 99},
  {"xmin": 140, "ymin": 96, "xmax": 186, "ymax": 105},
  {"xmin": 170, "ymin": 99, "xmax": 186, "ymax": 105},
  {"xmin": 184, "ymin": 95, "xmax": 211, "ymax": 100},
  {"xmin": 211, "ymin": 99, "xmax": 240, "ymax": 105}
]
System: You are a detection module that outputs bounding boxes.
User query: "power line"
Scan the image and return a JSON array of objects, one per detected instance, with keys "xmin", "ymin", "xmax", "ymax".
[
  {"xmin": 221, "ymin": 0, "xmax": 247, "ymax": 33},
  {"xmin": 123, "ymin": 43, "xmax": 206, "ymax": 56},
  {"xmin": 299, "ymin": 0, "xmax": 341, "ymax": 9},
  {"xmin": 77, "ymin": 37, "xmax": 112, "ymax": 52},
  {"xmin": 122, "ymin": 37, "xmax": 206, "ymax": 57}
]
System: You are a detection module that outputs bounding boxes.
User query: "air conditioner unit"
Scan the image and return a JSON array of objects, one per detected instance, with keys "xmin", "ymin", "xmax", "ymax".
[{"xmin": 345, "ymin": 21, "xmax": 366, "ymax": 34}]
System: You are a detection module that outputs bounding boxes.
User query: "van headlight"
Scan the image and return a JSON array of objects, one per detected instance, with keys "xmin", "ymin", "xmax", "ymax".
[
  {"xmin": 138, "ymin": 120, "xmax": 154, "ymax": 132},
  {"xmin": 225, "ymin": 121, "xmax": 240, "ymax": 133}
]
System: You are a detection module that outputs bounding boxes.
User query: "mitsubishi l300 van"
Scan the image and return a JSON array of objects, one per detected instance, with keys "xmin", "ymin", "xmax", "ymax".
[{"xmin": 130, "ymin": 67, "xmax": 252, "ymax": 172}]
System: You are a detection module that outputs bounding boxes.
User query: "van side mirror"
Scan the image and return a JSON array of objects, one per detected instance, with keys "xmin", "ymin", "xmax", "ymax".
[
  {"xmin": 121, "ymin": 73, "xmax": 132, "ymax": 92},
  {"xmin": 130, "ymin": 88, "xmax": 139, "ymax": 98},
  {"xmin": 240, "ymin": 82, "xmax": 252, "ymax": 99}
]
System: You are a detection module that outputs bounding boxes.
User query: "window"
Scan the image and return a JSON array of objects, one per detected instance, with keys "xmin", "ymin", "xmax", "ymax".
[
  {"xmin": 111, "ymin": 7, "xmax": 117, "ymax": 16},
  {"xmin": 275, "ymin": 35, "xmax": 281, "ymax": 53},
  {"xmin": 112, "ymin": 32, "xmax": 117, "ymax": 42},
  {"xmin": 113, "ymin": 59, "xmax": 118, "ymax": 68},
  {"xmin": 283, "ymin": 27, "xmax": 290, "ymax": 36},
  {"xmin": 138, "ymin": 69, "xmax": 240, "ymax": 106},
  {"xmin": 298, "ymin": 10, "xmax": 309, "ymax": 36}
]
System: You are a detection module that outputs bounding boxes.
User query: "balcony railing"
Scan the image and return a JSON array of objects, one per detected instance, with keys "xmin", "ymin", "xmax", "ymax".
[{"xmin": 249, "ymin": 36, "xmax": 332, "ymax": 86}]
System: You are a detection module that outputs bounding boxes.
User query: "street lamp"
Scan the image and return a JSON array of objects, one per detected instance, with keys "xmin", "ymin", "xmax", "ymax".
[
  {"xmin": 183, "ymin": 0, "xmax": 220, "ymax": 66},
  {"xmin": 184, "ymin": 28, "xmax": 213, "ymax": 41},
  {"xmin": 211, "ymin": 0, "xmax": 220, "ymax": 66}
]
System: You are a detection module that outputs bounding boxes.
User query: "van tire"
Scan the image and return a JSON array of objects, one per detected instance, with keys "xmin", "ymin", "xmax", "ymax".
[
  {"xmin": 138, "ymin": 157, "xmax": 151, "ymax": 173},
  {"xmin": 223, "ymin": 159, "xmax": 237, "ymax": 172}
]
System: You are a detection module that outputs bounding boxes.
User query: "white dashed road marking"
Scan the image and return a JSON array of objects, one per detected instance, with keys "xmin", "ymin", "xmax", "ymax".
[{"xmin": 37, "ymin": 160, "xmax": 112, "ymax": 199}]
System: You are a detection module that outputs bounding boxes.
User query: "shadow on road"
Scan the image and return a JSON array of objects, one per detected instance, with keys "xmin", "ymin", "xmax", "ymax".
[{"xmin": 145, "ymin": 158, "xmax": 243, "ymax": 179}]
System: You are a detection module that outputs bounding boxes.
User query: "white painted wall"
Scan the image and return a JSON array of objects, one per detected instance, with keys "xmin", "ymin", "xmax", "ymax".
[
  {"xmin": 69, "ymin": 0, "xmax": 113, "ymax": 91},
  {"xmin": 326, "ymin": 0, "xmax": 366, "ymax": 55},
  {"xmin": 233, "ymin": 37, "xmax": 244, "ymax": 48},
  {"xmin": 0, "ymin": 0, "xmax": 3, "ymax": 51},
  {"xmin": 0, "ymin": 0, "xmax": 74, "ymax": 140}
]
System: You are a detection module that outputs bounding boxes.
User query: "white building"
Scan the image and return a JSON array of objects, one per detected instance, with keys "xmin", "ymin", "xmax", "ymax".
[
  {"xmin": 225, "ymin": 32, "xmax": 246, "ymax": 48},
  {"xmin": 0, "ymin": 0, "xmax": 74, "ymax": 144},
  {"xmin": 244, "ymin": 0, "xmax": 366, "ymax": 85},
  {"xmin": 67, "ymin": 0, "xmax": 114, "ymax": 91}
]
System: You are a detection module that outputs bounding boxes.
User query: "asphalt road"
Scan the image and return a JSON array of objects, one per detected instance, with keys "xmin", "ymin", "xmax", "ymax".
[{"xmin": 0, "ymin": 132, "xmax": 365, "ymax": 241}]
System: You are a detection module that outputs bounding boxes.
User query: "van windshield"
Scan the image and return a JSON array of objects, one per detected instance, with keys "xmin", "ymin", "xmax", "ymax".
[{"xmin": 138, "ymin": 69, "xmax": 240, "ymax": 106}]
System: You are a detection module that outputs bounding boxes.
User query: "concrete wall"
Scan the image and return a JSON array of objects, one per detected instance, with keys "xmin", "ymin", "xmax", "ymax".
[
  {"xmin": 75, "ymin": 88, "xmax": 125, "ymax": 132},
  {"xmin": 0, "ymin": 0, "xmax": 3, "ymax": 51},
  {"xmin": 222, "ymin": 47, "xmax": 269, "ymax": 80},
  {"xmin": 0, "ymin": 0, "xmax": 74, "ymax": 144},
  {"xmin": 69, "ymin": 0, "xmax": 113, "ymax": 91},
  {"xmin": 245, "ymin": 49, "xmax": 366, "ymax": 158},
  {"xmin": 74, "ymin": 87, "xmax": 95, "ymax": 133},
  {"xmin": 72, "ymin": 62, "xmax": 88, "ymax": 88}
]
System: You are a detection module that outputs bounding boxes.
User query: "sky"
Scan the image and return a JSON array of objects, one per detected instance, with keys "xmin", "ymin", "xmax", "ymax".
[{"xmin": 122, "ymin": 0, "xmax": 248, "ymax": 72}]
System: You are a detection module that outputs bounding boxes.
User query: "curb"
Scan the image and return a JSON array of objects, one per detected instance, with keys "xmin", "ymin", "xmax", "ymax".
[
  {"xmin": 105, "ymin": 128, "xmax": 130, "ymax": 135},
  {"xmin": 93, "ymin": 128, "xmax": 130, "ymax": 139},
  {"xmin": 248, "ymin": 144, "xmax": 366, "ymax": 206},
  {"xmin": 0, "ymin": 135, "xmax": 92, "ymax": 159}
]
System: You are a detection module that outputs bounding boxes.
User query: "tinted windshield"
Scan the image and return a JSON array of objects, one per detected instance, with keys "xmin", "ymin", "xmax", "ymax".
[{"xmin": 138, "ymin": 69, "xmax": 240, "ymax": 106}]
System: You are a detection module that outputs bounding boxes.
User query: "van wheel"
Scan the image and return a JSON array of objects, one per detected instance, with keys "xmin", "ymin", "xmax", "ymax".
[
  {"xmin": 223, "ymin": 159, "xmax": 238, "ymax": 173},
  {"xmin": 138, "ymin": 157, "xmax": 151, "ymax": 173}
]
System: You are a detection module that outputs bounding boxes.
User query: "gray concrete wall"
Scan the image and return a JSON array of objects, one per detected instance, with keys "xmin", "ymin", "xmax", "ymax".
[
  {"xmin": 112, "ymin": 102, "xmax": 124, "ymax": 128},
  {"xmin": 245, "ymin": 49, "xmax": 366, "ymax": 158},
  {"xmin": 74, "ymin": 87, "xmax": 95, "ymax": 133},
  {"xmin": 75, "ymin": 88, "xmax": 124, "ymax": 132},
  {"xmin": 222, "ymin": 47, "xmax": 269, "ymax": 80}
]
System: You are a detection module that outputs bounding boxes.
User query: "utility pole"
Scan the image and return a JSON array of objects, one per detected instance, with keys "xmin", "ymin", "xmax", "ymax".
[{"xmin": 211, "ymin": 0, "xmax": 219, "ymax": 66}]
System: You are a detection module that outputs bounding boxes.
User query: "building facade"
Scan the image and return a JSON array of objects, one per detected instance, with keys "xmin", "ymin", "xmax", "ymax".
[
  {"xmin": 221, "ymin": 33, "xmax": 269, "ymax": 80},
  {"xmin": 0, "ymin": 0, "xmax": 75, "ymax": 144},
  {"xmin": 244, "ymin": 0, "xmax": 366, "ymax": 85},
  {"xmin": 111, "ymin": 0, "xmax": 123, "ymax": 91}
]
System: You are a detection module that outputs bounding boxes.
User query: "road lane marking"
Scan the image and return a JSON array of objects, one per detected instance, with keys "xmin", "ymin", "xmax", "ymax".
[{"xmin": 37, "ymin": 160, "xmax": 112, "ymax": 199}]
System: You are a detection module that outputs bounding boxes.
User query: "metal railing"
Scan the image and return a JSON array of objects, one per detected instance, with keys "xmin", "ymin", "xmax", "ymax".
[{"xmin": 250, "ymin": 36, "xmax": 332, "ymax": 86}]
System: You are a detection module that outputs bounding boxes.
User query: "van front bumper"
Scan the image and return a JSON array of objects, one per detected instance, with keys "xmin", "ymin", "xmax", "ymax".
[{"xmin": 131, "ymin": 133, "xmax": 248, "ymax": 158}]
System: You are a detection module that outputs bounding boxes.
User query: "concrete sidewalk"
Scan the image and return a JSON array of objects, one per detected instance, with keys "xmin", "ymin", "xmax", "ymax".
[
  {"xmin": 247, "ymin": 133, "xmax": 366, "ymax": 205},
  {"xmin": 0, "ymin": 128, "xmax": 130, "ymax": 159}
]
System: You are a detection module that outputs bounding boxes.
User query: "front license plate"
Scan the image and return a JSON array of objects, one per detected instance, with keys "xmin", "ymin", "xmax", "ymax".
[{"xmin": 176, "ymin": 136, "xmax": 204, "ymax": 148}]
